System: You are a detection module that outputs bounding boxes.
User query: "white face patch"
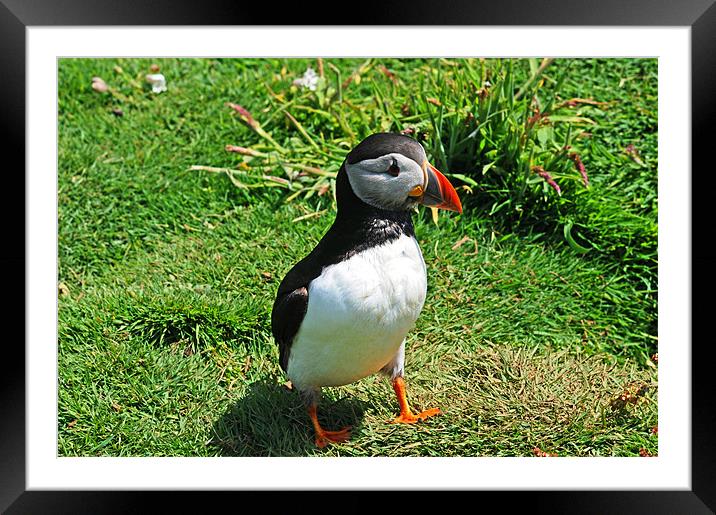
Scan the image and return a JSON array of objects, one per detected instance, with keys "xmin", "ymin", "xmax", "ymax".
[{"xmin": 345, "ymin": 152, "xmax": 426, "ymax": 211}]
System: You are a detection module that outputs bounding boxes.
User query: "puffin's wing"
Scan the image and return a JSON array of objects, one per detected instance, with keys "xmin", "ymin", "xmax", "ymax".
[
  {"xmin": 271, "ymin": 283, "xmax": 309, "ymax": 373},
  {"xmin": 271, "ymin": 227, "xmax": 346, "ymax": 374}
]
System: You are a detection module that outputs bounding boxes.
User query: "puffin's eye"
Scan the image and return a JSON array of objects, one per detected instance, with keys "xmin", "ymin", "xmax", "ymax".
[{"xmin": 387, "ymin": 160, "xmax": 400, "ymax": 177}]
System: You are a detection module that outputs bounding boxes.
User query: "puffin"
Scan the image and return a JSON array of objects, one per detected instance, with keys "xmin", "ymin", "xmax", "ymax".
[{"xmin": 271, "ymin": 132, "xmax": 462, "ymax": 447}]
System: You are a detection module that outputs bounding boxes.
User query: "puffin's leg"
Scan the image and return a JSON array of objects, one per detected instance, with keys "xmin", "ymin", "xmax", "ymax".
[
  {"xmin": 300, "ymin": 387, "xmax": 351, "ymax": 448},
  {"xmin": 381, "ymin": 341, "xmax": 441, "ymax": 424},
  {"xmin": 390, "ymin": 376, "xmax": 441, "ymax": 424}
]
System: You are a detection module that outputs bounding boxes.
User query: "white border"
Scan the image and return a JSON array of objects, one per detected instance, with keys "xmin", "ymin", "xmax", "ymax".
[{"xmin": 28, "ymin": 27, "xmax": 690, "ymax": 490}]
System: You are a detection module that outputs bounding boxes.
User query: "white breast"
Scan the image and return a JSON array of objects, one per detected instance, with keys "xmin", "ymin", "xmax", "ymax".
[{"xmin": 287, "ymin": 234, "xmax": 427, "ymax": 389}]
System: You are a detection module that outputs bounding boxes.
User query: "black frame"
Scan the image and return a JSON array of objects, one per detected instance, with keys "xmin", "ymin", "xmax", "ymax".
[{"xmin": 2, "ymin": 1, "xmax": 714, "ymax": 512}]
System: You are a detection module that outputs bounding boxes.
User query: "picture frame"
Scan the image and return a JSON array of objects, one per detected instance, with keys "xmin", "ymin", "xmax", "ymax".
[{"xmin": 4, "ymin": 0, "xmax": 714, "ymax": 511}]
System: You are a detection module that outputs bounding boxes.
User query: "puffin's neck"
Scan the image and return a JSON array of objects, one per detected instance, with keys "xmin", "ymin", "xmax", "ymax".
[{"xmin": 334, "ymin": 164, "xmax": 415, "ymax": 238}]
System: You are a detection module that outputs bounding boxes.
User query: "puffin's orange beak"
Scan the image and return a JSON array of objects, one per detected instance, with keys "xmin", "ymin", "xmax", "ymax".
[{"xmin": 412, "ymin": 162, "xmax": 462, "ymax": 214}]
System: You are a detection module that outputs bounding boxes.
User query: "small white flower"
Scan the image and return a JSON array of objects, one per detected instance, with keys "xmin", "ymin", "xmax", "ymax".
[
  {"xmin": 91, "ymin": 76, "xmax": 109, "ymax": 93},
  {"xmin": 145, "ymin": 73, "xmax": 167, "ymax": 93},
  {"xmin": 292, "ymin": 68, "xmax": 319, "ymax": 91}
]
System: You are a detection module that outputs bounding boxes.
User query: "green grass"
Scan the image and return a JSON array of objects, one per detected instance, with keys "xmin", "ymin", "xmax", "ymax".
[{"xmin": 58, "ymin": 57, "xmax": 658, "ymax": 457}]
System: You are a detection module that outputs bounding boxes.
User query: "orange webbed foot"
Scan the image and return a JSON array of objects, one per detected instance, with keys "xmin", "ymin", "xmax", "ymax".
[
  {"xmin": 308, "ymin": 403, "xmax": 352, "ymax": 448},
  {"xmin": 390, "ymin": 376, "xmax": 441, "ymax": 424},
  {"xmin": 315, "ymin": 426, "xmax": 352, "ymax": 448},
  {"xmin": 391, "ymin": 407, "xmax": 441, "ymax": 424}
]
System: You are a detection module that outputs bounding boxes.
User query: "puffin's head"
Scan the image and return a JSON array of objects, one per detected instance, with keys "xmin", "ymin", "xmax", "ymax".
[{"xmin": 343, "ymin": 133, "xmax": 462, "ymax": 214}]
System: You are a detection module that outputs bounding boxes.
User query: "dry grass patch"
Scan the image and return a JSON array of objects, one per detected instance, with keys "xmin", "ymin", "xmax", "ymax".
[{"xmin": 418, "ymin": 344, "xmax": 658, "ymax": 456}]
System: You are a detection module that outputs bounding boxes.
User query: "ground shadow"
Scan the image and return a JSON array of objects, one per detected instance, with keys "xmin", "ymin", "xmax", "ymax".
[{"xmin": 209, "ymin": 380, "xmax": 369, "ymax": 456}]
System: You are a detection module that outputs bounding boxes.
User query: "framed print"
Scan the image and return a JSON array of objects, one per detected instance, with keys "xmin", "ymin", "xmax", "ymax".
[{"xmin": 3, "ymin": 0, "xmax": 715, "ymax": 512}]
